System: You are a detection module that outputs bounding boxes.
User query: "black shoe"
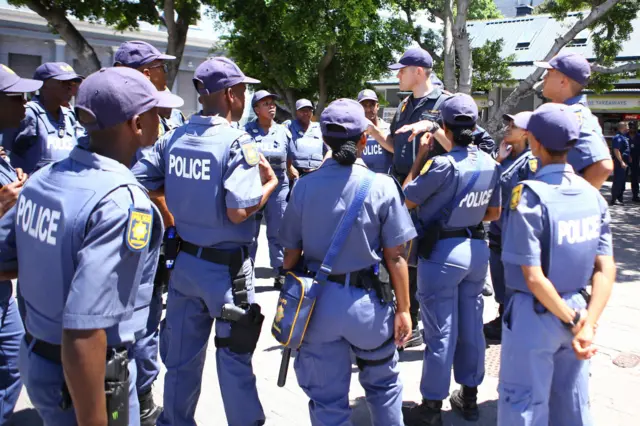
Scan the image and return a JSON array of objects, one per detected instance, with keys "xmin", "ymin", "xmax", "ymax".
[
  {"xmin": 402, "ymin": 400, "xmax": 443, "ymax": 426},
  {"xmin": 139, "ymin": 389, "xmax": 162, "ymax": 426},
  {"xmin": 609, "ymin": 200, "xmax": 617, "ymax": 206},
  {"xmin": 618, "ymin": 198, "xmax": 625, "ymax": 205},
  {"xmin": 403, "ymin": 327, "xmax": 424, "ymax": 349},
  {"xmin": 481, "ymin": 282, "xmax": 493, "ymax": 297},
  {"xmin": 483, "ymin": 316, "xmax": 502, "ymax": 342},
  {"xmin": 450, "ymin": 386, "xmax": 479, "ymax": 422}
]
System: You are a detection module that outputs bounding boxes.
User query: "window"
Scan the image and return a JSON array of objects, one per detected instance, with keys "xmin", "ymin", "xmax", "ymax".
[
  {"xmin": 176, "ymin": 70, "xmax": 198, "ymax": 117},
  {"xmin": 384, "ymin": 89, "xmax": 400, "ymax": 107},
  {"xmin": 8, "ymin": 53, "xmax": 41, "ymax": 80}
]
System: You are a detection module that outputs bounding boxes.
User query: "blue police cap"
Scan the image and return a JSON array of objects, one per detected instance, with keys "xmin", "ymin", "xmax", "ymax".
[
  {"xmin": 0, "ymin": 64, "xmax": 42, "ymax": 93},
  {"xmin": 357, "ymin": 89, "xmax": 378, "ymax": 103},
  {"xmin": 389, "ymin": 47, "xmax": 433, "ymax": 70},
  {"xmin": 252, "ymin": 90, "xmax": 279, "ymax": 106},
  {"xmin": 503, "ymin": 111, "xmax": 533, "ymax": 129},
  {"xmin": 441, "ymin": 94, "xmax": 478, "ymax": 125},
  {"xmin": 296, "ymin": 99, "xmax": 313, "ymax": 110},
  {"xmin": 193, "ymin": 57, "xmax": 260, "ymax": 94},
  {"xmin": 526, "ymin": 103, "xmax": 580, "ymax": 151},
  {"xmin": 320, "ymin": 98, "xmax": 368, "ymax": 139},
  {"xmin": 114, "ymin": 40, "xmax": 176, "ymax": 68},
  {"xmin": 33, "ymin": 62, "xmax": 83, "ymax": 82},
  {"xmin": 534, "ymin": 51, "xmax": 591, "ymax": 86}
]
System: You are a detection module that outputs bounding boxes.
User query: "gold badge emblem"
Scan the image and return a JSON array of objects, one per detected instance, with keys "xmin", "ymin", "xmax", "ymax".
[
  {"xmin": 126, "ymin": 208, "xmax": 152, "ymax": 251},
  {"xmin": 574, "ymin": 110, "xmax": 583, "ymax": 126},
  {"xmin": 59, "ymin": 64, "xmax": 75, "ymax": 72},
  {"xmin": 241, "ymin": 142, "xmax": 260, "ymax": 166},
  {"xmin": 528, "ymin": 158, "xmax": 538, "ymax": 173},
  {"xmin": 510, "ymin": 184, "xmax": 523, "ymax": 210},
  {"xmin": 420, "ymin": 159, "xmax": 434, "ymax": 176}
]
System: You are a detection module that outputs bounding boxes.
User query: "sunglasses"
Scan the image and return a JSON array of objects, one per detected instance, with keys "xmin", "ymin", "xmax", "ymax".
[
  {"xmin": 1, "ymin": 92, "xmax": 28, "ymax": 100},
  {"xmin": 148, "ymin": 63, "xmax": 169, "ymax": 74}
]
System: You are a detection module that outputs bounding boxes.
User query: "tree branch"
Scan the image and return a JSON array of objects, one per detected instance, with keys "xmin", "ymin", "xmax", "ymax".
[
  {"xmin": 140, "ymin": 0, "xmax": 165, "ymax": 27},
  {"xmin": 397, "ymin": 0, "xmax": 442, "ymax": 62},
  {"xmin": 591, "ymin": 61, "xmax": 640, "ymax": 74},
  {"xmin": 316, "ymin": 44, "xmax": 337, "ymax": 116}
]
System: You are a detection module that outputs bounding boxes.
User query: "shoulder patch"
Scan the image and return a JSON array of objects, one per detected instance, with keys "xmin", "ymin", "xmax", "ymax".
[
  {"xmin": 510, "ymin": 184, "xmax": 523, "ymax": 210},
  {"xmin": 420, "ymin": 159, "xmax": 434, "ymax": 176},
  {"xmin": 528, "ymin": 158, "xmax": 538, "ymax": 173},
  {"xmin": 126, "ymin": 207, "xmax": 152, "ymax": 252},
  {"xmin": 574, "ymin": 110, "xmax": 583, "ymax": 126},
  {"xmin": 239, "ymin": 137, "xmax": 260, "ymax": 166}
]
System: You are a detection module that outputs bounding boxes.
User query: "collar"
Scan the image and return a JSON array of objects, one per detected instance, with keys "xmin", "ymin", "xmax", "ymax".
[
  {"xmin": 189, "ymin": 114, "xmax": 230, "ymax": 127},
  {"xmin": 536, "ymin": 163, "xmax": 574, "ymax": 178},
  {"xmin": 450, "ymin": 144, "xmax": 478, "ymax": 154},
  {"xmin": 69, "ymin": 146, "xmax": 136, "ymax": 175},
  {"xmin": 564, "ymin": 94, "xmax": 587, "ymax": 106},
  {"xmin": 321, "ymin": 157, "xmax": 367, "ymax": 169}
]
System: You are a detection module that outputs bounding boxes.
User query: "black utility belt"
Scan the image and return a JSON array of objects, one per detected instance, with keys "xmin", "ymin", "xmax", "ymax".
[
  {"xmin": 514, "ymin": 288, "xmax": 591, "ymax": 315},
  {"xmin": 25, "ymin": 332, "xmax": 128, "ymax": 365},
  {"xmin": 321, "ymin": 268, "xmax": 374, "ymax": 288},
  {"xmin": 438, "ymin": 226, "xmax": 486, "ymax": 241},
  {"xmin": 180, "ymin": 241, "xmax": 248, "ymax": 266}
]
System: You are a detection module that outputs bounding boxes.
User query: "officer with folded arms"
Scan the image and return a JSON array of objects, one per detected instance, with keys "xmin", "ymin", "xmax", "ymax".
[
  {"xmin": 6, "ymin": 62, "xmax": 83, "ymax": 173},
  {"xmin": 0, "ymin": 63, "xmax": 39, "ymax": 424},
  {"xmin": 285, "ymin": 99, "xmax": 326, "ymax": 179},
  {"xmin": 0, "ymin": 66, "xmax": 180, "ymax": 425},
  {"xmin": 133, "ymin": 57, "xmax": 277, "ymax": 426},
  {"xmin": 499, "ymin": 103, "xmax": 616, "ymax": 426}
]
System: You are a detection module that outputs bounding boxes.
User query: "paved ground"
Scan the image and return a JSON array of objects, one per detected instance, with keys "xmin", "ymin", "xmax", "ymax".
[{"xmin": 11, "ymin": 182, "xmax": 640, "ymax": 426}]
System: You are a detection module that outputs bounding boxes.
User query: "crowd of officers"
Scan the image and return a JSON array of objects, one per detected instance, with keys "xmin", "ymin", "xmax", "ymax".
[{"xmin": 0, "ymin": 39, "xmax": 616, "ymax": 426}]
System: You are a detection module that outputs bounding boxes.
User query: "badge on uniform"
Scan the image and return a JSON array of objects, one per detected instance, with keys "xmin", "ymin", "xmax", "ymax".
[
  {"xmin": 510, "ymin": 184, "xmax": 523, "ymax": 210},
  {"xmin": 58, "ymin": 127, "xmax": 65, "ymax": 138},
  {"xmin": 574, "ymin": 111, "xmax": 583, "ymax": 126},
  {"xmin": 528, "ymin": 158, "xmax": 538, "ymax": 174},
  {"xmin": 420, "ymin": 159, "xmax": 434, "ymax": 175},
  {"xmin": 126, "ymin": 207, "xmax": 152, "ymax": 252},
  {"xmin": 241, "ymin": 142, "xmax": 260, "ymax": 166}
]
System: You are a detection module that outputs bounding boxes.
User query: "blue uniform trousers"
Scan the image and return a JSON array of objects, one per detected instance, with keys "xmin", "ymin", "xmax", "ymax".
[
  {"xmin": 19, "ymin": 338, "xmax": 139, "ymax": 426},
  {"xmin": 0, "ymin": 295, "xmax": 23, "ymax": 423},
  {"xmin": 611, "ymin": 163, "xmax": 629, "ymax": 202},
  {"xmin": 250, "ymin": 181, "xmax": 287, "ymax": 271},
  {"xmin": 489, "ymin": 246, "xmax": 513, "ymax": 306},
  {"xmin": 498, "ymin": 291, "xmax": 591, "ymax": 426},
  {"xmin": 294, "ymin": 280, "xmax": 403, "ymax": 426},
  {"xmin": 417, "ymin": 238, "xmax": 487, "ymax": 400},
  {"xmin": 132, "ymin": 287, "xmax": 162, "ymax": 394},
  {"xmin": 158, "ymin": 250, "xmax": 264, "ymax": 426}
]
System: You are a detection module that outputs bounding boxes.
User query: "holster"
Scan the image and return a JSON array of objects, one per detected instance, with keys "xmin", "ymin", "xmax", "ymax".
[
  {"xmin": 417, "ymin": 222, "xmax": 441, "ymax": 260},
  {"xmin": 370, "ymin": 267, "xmax": 394, "ymax": 304},
  {"xmin": 105, "ymin": 349, "xmax": 129, "ymax": 426},
  {"xmin": 164, "ymin": 227, "xmax": 180, "ymax": 271}
]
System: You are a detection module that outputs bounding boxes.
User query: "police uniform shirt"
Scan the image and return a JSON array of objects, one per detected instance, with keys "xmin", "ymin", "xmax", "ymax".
[
  {"xmin": 501, "ymin": 164, "xmax": 612, "ymax": 292},
  {"xmin": 564, "ymin": 95, "xmax": 612, "ymax": 173},
  {"xmin": 285, "ymin": 119, "xmax": 327, "ymax": 168},
  {"xmin": 362, "ymin": 119, "xmax": 393, "ymax": 174},
  {"xmin": 0, "ymin": 143, "xmax": 17, "ymax": 305},
  {"xmin": 245, "ymin": 120, "xmax": 292, "ymax": 183},
  {"xmin": 0, "ymin": 146, "xmax": 161, "ymax": 346},
  {"xmin": 612, "ymin": 132, "xmax": 630, "ymax": 164},
  {"xmin": 279, "ymin": 158, "xmax": 416, "ymax": 275},
  {"xmin": 404, "ymin": 145, "xmax": 502, "ymax": 229},
  {"xmin": 132, "ymin": 115, "xmax": 263, "ymax": 248}
]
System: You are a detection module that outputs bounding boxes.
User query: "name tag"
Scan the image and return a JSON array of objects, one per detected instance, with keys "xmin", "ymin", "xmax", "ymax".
[
  {"xmin": 16, "ymin": 195, "xmax": 61, "ymax": 246},
  {"xmin": 168, "ymin": 154, "xmax": 211, "ymax": 180},
  {"xmin": 558, "ymin": 215, "xmax": 599, "ymax": 245}
]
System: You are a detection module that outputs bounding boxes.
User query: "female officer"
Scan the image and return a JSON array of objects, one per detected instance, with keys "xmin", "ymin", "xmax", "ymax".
[
  {"xmin": 286, "ymin": 99, "xmax": 325, "ymax": 179},
  {"xmin": 401, "ymin": 94, "xmax": 502, "ymax": 426},
  {"xmin": 279, "ymin": 99, "xmax": 415, "ymax": 426},
  {"xmin": 245, "ymin": 90, "xmax": 293, "ymax": 289}
]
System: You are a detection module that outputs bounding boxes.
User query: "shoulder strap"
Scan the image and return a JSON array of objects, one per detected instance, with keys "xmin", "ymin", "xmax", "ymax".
[
  {"xmin": 432, "ymin": 91, "xmax": 449, "ymax": 112},
  {"xmin": 442, "ymin": 150, "xmax": 484, "ymax": 219},
  {"xmin": 315, "ymin": 170, "xmax": 375, "ymax": 283}
]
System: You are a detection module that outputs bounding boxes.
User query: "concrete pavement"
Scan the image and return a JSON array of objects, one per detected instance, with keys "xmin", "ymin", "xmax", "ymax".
[{"xmin": 11, "ymin": 182, "xmax": 640, "ymax": 425}]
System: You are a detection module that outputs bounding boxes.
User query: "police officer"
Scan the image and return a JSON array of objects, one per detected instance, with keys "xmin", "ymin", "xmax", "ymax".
[
  {"xmin": 0, "ymin": 63, "xmax": 40, "ymax": 424},
  {"xmin": 610, "ymin": 121, "xmax": 630, "ymax": 205},
  {"xmin": 484, "ymin": 111, "xmax": 538, "ymax": 341},
  {"xmin": 279, "ymin": 98, "xmax": 415, "ymax": 425},
  {"xmin": 358, "ymin": 89, "xmax": 392, "ymax": 173},
  {"xmin": 133, "ymin": 57, "xmax": 277, "ymax": 426},
  {"xmin": 0, "ymin": 66, "xmax": 180, "ymax": 425},
  {"xmin": 629, "ymin": 121, "xmax": 640, "ymax": 202},
  {"xmin": 402, "ymin": 94, "xmax": 502, "ymax": 426},
  {"xmin": 6, "ymin": 62, "xmax": 83, "ymax": 173},
  {"xmin": 245, "ymin": 90, "xmax": 293, "ymax": 289},
  {"xmin": 534, "ymin": 51, "xmax": 613, "ymax": 189},
  {"xmin": 498, "ymin": 102, "xmax": 615, "ymax": 426},
  {"xmin": 114, "ymin": 39, "xmax": 183, "ymax": 425},
  {"xmin": 285, "ymin": 99, "xmax": 325, "ymax": 179}
]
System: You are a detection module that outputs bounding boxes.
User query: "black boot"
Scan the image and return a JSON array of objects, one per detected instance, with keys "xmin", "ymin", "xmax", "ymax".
[
  {"xmin": 483, "ymin": 304, "xmax": 504, "ymax": 342},
  {"xmin": 139, "ymin": 388, "xmax": 162, "ymax": 426},
  {"xmin": 402, "ymin": 399, "xmax": 442, "ymax": 426},
  {"xmin": 450, "ymin": 385, "xmax": 479, "ymax": 421},
  {"xmin": 403, "ymin": 326, "xmax": 424, "ymax": 349},
  {"xmin": 274, "ymin": 268, "xmax": 285, "ymax": 290}
]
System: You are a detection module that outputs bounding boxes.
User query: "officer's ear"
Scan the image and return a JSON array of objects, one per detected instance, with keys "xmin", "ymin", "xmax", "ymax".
[{"xmin": 129, "ymin": 114, "xmax": 143, "ymax": 137}]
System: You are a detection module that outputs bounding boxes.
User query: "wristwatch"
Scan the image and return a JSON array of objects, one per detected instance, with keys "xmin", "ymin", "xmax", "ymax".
[{"xmin": 563, "ymin": 309, "xmax": 582, "ymax": 329}]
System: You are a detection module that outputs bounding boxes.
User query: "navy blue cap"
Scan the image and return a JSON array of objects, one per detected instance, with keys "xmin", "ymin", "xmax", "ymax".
[
  {"xmin": 114, "ymin": 41, "xmax": 176, "ymax": 68},
  {"xmin": 357, "ymin": 89, "xmax": 378, "ymax": 103},
  {"xmin": 320, "ymin": 98, "xmax": 368, "ymax": 139},
  {"xmin": 193, "ymin": 57, "xmax": 260, "ymax": 94},
  {"xmin": 33, "ymin": 62, "xmax": 83, "ymax": 81},
  {"xmin": 0, "ymin": 64, "xmax": 42, "ymax": 93},
  {"xmin": 503, "ymin": 111, "xmax": 533, "ymax": 129},
  {"xmin": 534, "ymin": 51, "xmax": 591, "ymax": 86},
  {"xmin": 296, "ymin": 99, "xmax": 313, "ymax": 110},
  {"xmin": 252, "ymin": 90, "xmax": 279, "ymax": 106},
  {"xmin": 389, "ymin": 47, "xmax": 433, "ymax": 70},
  {"xmin": 76, "ymin": 67, "xmax": 183, "ymax": 132},
  {"xmin": 526, "ymin": 103, "xmax": 580, "ymax": 151},
  {"xmin": 441, "ymin": 94, "xmax": 478, "ymax": 125}
]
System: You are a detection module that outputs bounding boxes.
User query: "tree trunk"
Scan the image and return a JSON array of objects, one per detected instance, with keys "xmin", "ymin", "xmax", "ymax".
[
  {"xmin": 21, "ymin": 0, "xmax": 101, "ymax": 73},
  {"xmin": 315, "ymin": 44, "xmax": 337, "ymax": 117},
  {"xmin": 163, "ymin": 0, "xmax": 195, "ymax": 90},
  {"xmin": 485, "ymin": 0, "xmax": 623, "ymax": 134},
  {"xmin": 454, "ymin": 0, "xmax": 472, "ymax": 94},
  {"xmin": 443, "ymin": 0, "xmax": 456, "ymax": 92},
  {"xmin": 592, "ymin": 61, "xmax": 640, "ymax": 74}
]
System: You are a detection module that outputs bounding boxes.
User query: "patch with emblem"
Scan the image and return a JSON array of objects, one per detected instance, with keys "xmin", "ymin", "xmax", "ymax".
[
  {"xmin": 574, "ymin": 110, "xmax": 583, "ymax": 126},
  {"xmin": 59, "ymin": 64, "xmax": 75, "ymax": 72},
  {"xmin": 241, "ymin": 141, "xmax": 260, "ymax": 166},
  {"xmin": 420, "ymin": 159, "xmax": 434, "ymax": 175},
  {"xmin": 528, "ymin": 158, "xmax": 538, "ymax": 173},
  {"xmin": 510, "ymin": 184, "xmax": 523, "ymax": 210},
  {"xmin": 126, "ymin": 207, "xmax": 152, "ymax": 252}
]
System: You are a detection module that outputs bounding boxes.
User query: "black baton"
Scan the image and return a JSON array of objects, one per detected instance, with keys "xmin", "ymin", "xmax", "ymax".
[{"xmin": 277, "ymin": 348, "xmax": 292, "ymax": 387}]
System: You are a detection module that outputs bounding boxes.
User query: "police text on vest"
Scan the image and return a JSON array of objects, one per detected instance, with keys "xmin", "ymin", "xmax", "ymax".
[
  {"xmin": 47, "ymin": 136, "xmax": 75, "ymax": 151},
  {"xmin": 364, "ymin": 143, "xmax": 383, "ymax": 156},
  {"xmin": 458, "ymin": 190, "xmax": 493, "ymax": 208},
  {"xmin": 168, "ymin": 154, "xmax": 211, "ymax": 180},
  {"xmin": 16, "ymin": 195, "xmax": 61, "ymax": 245},
  {"xmin": 558, "ymin": 215, "xmax": 600, "ymax": 245}
]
